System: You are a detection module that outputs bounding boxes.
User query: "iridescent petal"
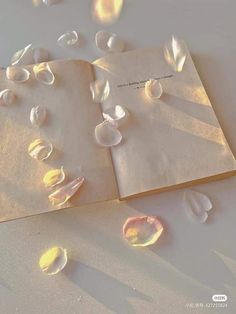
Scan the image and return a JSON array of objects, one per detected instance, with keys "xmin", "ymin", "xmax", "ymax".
[
  {"xmin": 6, "ymin": 66, "xmax": 30, "ymax": 83},
  {"xmin": 33, "ymin": 63, "xmax": 55, "ymax": 85},
  {"xmin": 123, "ymin": 216, "xmax": 164, "ymax": 247},
  {"xmin": 0, "ymin": 89, "xmax": 15, "ymax": 106},
  {"xmin": 48, "ymin": 177, "xmax": 85, "ymax": 207},
  {"xmin": 57, "ymin": 31, "xmax": 79, "ymax": 47},
  {"xmin": 39, "ymin": 246, "xmax": 67, "ymax": 275},
  {"xmin": 184, "ymin": 190, "xmax": 212, "ymax": 223},
  {"xmin": 90, "ymin": 79, "xmax": 110, "ymax": 103},
  {"xmin": 145, "ymin": 79, "xmax": 163, "ymax": 100},
  {"xmin": 164, "ymin": 36, "xmax": 187, "ymax": 72},
  {"xmin": 95, "ymin": 121, "xmax": 122, "ymax": 147},
  {"xmin": 28, "ymin": 139, "xmax": 53, "ymax": 161},
  {"xmin": 43, "ymin": 167, "xmax": 65, "ymax": 188},
  {"xmin": 30, "ymin": 105, "xmax": 47, "ymax": 127}
]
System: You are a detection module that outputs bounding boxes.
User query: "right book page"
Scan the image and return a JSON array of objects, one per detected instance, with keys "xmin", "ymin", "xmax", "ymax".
[{"xmin": 93, "ymin": 45, "xmax": 236, "ymax": 199}]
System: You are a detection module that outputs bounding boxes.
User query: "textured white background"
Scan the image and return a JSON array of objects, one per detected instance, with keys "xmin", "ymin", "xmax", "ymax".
[{"xmin": 0, "ymin": 1, "xmax": 236, "ymax": 313}]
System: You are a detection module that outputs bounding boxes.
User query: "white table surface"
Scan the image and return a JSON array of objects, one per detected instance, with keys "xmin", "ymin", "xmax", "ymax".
[{"xmin": 0, "ymin": 1, "xmax": 236, "ymax": 313}]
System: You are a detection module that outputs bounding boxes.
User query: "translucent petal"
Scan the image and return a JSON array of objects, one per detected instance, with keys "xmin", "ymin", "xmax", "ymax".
[
  {"xmin": 145, "ymin": 79, "xmax": 163, "ymax": 100},
  {"xmin": 57, "ymin": 31, "xmax": 79, "ymax": 47},
  {"xmin": 28, "ymin": 139, "xmax": 53, "ymax": 161},
  {"xmin": 93, "ymin": 0, "xmax": 123, "ymax": 24},
  {"xmin": 95, "ymin": 121, "xmax": 122, "ymax": 147},
  {"xmin": 164, "ymin": 36, "xmax": 187, "ymax": 72},
  {"xmin": 0, "ymin": 89, "xmax": 15, "ymax": 106},
  {"xmin": 90, "ymin": 79, "xmax": 110, "ymax": 103},
  {"xmin": 33, "ymin": 63, "xmax": 55, "ymax": 85},
  {"xmin": 32, "ymin": 0, "xmax": 42, "ymax": 6},
  {"xmin": 39, "ymin": 246, "xmax": 67, "ymax": 275},
  {"xmin": 30, "ymin": 105, "xmax": 47, "ymax": 127},
  {"xmin": 95, "ymin": 30, "xmax": 124, "ymax": 53},
  {"xmin": 123, "ymin": 216, "xmax": 164, "ymax": 247},
  {"xmin": 33, "ymin": 48, "xmax": 49, "ymax": 64},
  {"xmin": 49, "ymin": 177, "xmax": 85, "ymax": 207},
  {"xmin": 43, "ymin": 167, "xmax": 65, "ymax": 188},
  {"xmin": 184, "ymin": 190, "xmax": 212, "ymax": 223},
  {"xmin": 95, "ymin": 30, "xmax": 111, "ymax": 52},
  {"xmin": 107, "ymin": 34, "xmax": 125, "ymax": 53},
  {"xmin": 11, "ymin": 44, "xmax": 33, "ymax": 66},
  {"xmin": 42, "ymin": 0, "xmax": 61, "ymax": 5},
  {"xmin": 102, "ymin": 105, "xmax": 128, "ymax": 127},
  {"xmin": 6, "ymin": 66, "xmax": 30, "ymax": 83}
]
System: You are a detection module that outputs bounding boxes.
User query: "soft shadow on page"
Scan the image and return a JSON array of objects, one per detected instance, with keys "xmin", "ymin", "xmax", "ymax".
[
  {"xmin": 93, "ymin": 46, "xmax": 236, "ymax": 199},
  {"xmin": 0, "ymin": 59, "xmax": 118, "ymax": 222}
]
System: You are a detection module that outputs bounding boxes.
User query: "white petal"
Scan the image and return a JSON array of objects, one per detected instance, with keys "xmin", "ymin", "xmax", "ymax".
[
  {"xmin": 95, "ymin": 121, "xmax": 122, "ymax": 147},
  {"xmin": 145, "ymin": 79, "xmax": 163, "ymax": 100},
  {"xmin": 30, "ymin": 106, "xmax": 47, "ymax": 127},
  {"xmin": 28, "ymin": 139, "xmax": 53, "ymax": 161},
  {"xmin": 0, "ymin": 89, "xmax": 15, "ymax": 106},
  {"xmin": 107, "ymin": 34, "xmax": 125, "ymax": 53},
  {"xmin": 102, "ymin": 105, "xmax": 128, "ymax": 127},
  {"xmin": 57, "ymin": 31, "xmax": 79, "ymax": 47},
  {"xmin": 184, "ymin": 190, "xmax": 212, "ymax": 223},
  {"xmin": 95, "ymin": 30, "xmax": 111, "ymax": 52},
  {"xmin": 6, "ymin": 66, "xmax": 30, "ymax": 83},
  {"xmin": 49, "ymin": 177, "xmax": 85, "ymax": 206},
  {"xmin": 33, "ymin": 63, "xmax": 55, "ymax": 85},
  {"xmin": 11, "ymin": 44, "xmax": 33, "ymax": 66}
]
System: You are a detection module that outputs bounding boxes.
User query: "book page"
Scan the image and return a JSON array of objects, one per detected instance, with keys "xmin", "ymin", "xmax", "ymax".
[
  {"xmin": 93, "ymin": 46, "xmax": 236, "ymax": 199},
  {"xmin": 0, "ymin": 60, "xmax": 118, "ymax": 222}
]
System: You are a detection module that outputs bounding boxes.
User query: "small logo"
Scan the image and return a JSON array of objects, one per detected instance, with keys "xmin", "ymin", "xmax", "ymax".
[{"xmin": 212, "ymin": 294, "xmax": 228, "ymax": 302}]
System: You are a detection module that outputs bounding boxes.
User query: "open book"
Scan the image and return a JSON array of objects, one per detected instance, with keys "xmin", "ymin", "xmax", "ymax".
[{"xmin": 0, "ymin": 43, "xmax": 236, "ymax": 222}]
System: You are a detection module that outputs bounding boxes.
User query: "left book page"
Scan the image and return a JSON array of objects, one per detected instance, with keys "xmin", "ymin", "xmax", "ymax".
[{"xmin": 0, "ymin": 60, "xmax": 118, "ymax": 222}]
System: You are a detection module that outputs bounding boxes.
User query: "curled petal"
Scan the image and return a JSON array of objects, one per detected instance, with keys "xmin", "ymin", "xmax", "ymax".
[
  {"xmin": 11, "ymin": 44, "xmax": 33, "ymax": 66},
  {"xmin": 145, "ymin": 79, "xmax": 163, "ymax": 100},
  {"xmin": 107, "ymin": 34, "xmax": 125, "ymax": 53},
  {"xmin": 33, "ymin": 63, "xmax": 55, "ymax": 85},
  {"xmin": 30, "ymin": 105, "xmax": 47, "ymax": 127},
  {"xmin": 49, "ymin": 177, "xmax": 85, "ymax": 207},
  {"xmin": 28, "ymin": 139, "xmax": 53, "ymax": 161},
  {"xmin": 184, "ymin": 190, "xmax": 212, "ymax": 223},
  {"xmin": 102, "ymin": 105, "xmax": 128, "ymax": 127},
  {"xmin": 39, "ymin": 246, "xmax": 68, "ymax": 275},
  {"xmin": 95, "ymin": 30, "xmax": 111, "ymax": 52},
  {"xmin": 6, "ymin": 66, "xmax": 30, "ymax": 83},
  {"xmin": 43, "ymin": 167, "xmax": 65, "ymax": 188},
  {"xmin": 95, "ymin": 30, "xmax": 124, "ymax": 53},
  {"xmin": 0, "ymin": 89, "xmax": 15, "ymax": 106},
  {"xmin": 57, "ymin": 31, "xmax": 79, "ymax": 47}
]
